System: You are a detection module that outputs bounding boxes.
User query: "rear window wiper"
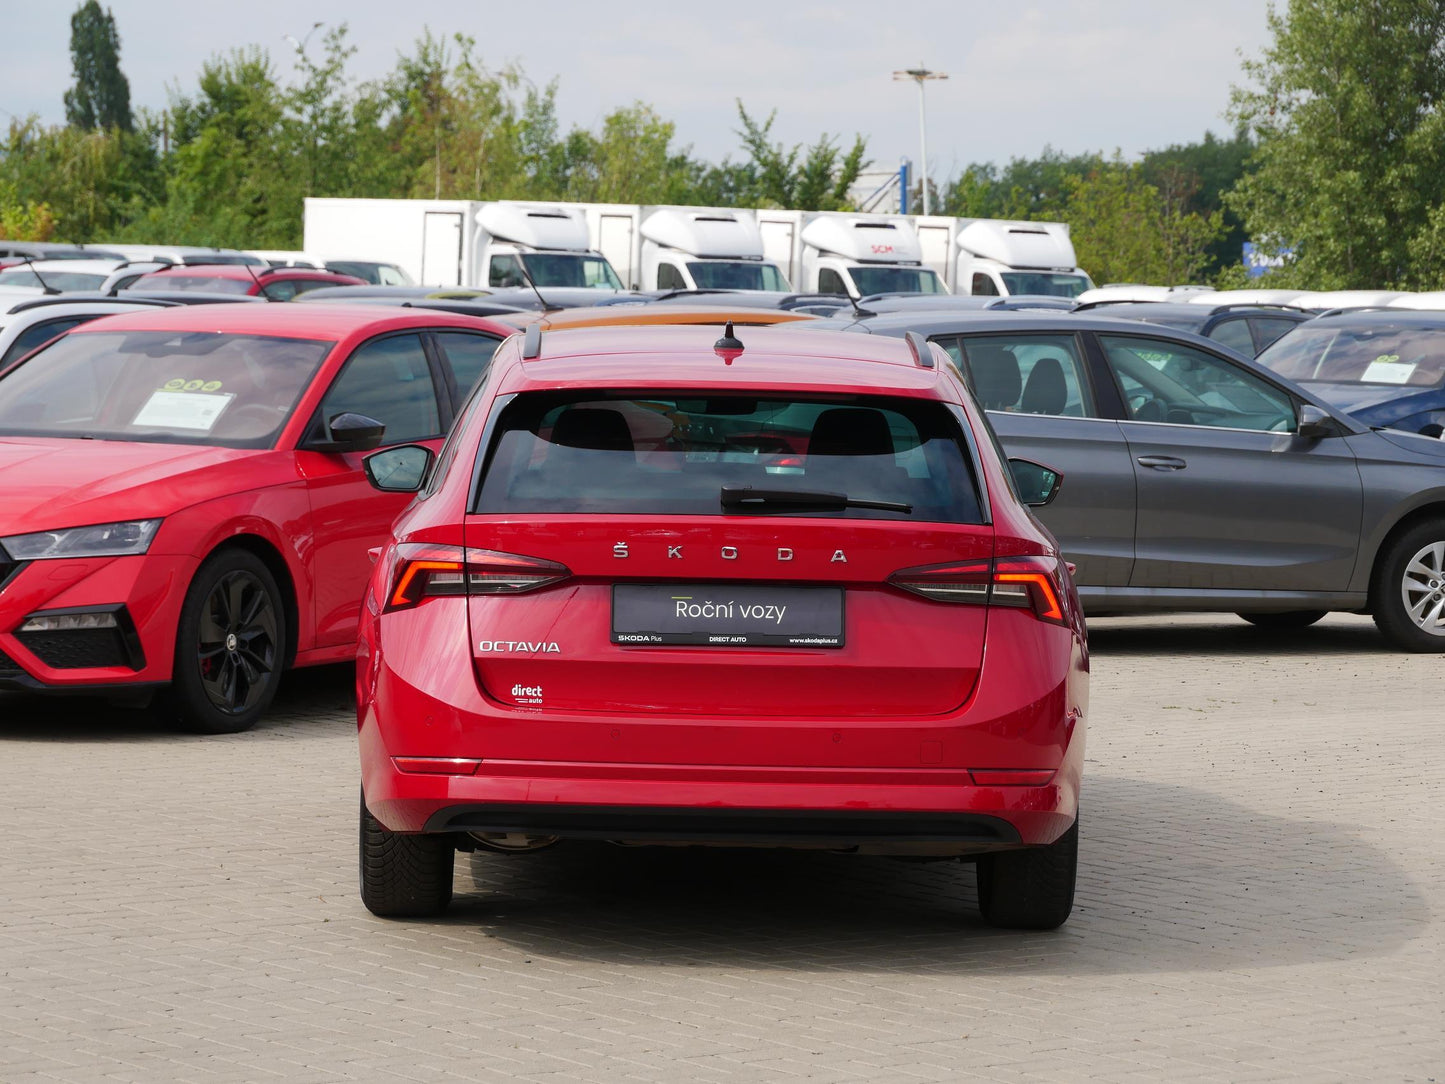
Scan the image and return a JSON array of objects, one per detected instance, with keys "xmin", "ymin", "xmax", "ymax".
[{"xmin": 720, "ymin": 484, "xmax": 912, "ymax": 514}]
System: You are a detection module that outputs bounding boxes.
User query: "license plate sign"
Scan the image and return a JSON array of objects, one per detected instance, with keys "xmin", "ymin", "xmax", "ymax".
[{"xmin": 612, "ymin": 584, "xmax": 844, "ymax": 647}]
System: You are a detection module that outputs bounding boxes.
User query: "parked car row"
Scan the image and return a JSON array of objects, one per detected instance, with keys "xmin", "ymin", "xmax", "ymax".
[{"xmin": 1, "ymin": 267, "xmax": 1443, "ymax": 930}]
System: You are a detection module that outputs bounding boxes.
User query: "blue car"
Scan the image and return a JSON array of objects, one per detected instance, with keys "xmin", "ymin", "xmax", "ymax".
[{"xmin": 1256, "ymin": 310, "xmax": 1445, "ymax": 435}]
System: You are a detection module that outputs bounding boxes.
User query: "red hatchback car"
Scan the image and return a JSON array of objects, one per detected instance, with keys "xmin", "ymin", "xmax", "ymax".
[
  {"xmin": 0, "ymin": 304, "xmax": 513, "ymax": 732},
  {"xmin": 127, "ymin": 263, "xmax": 365, "ymax": 300},
  {"xmin": 357, "ymin": 324, "xmax": 1089, "ymax": 929}
]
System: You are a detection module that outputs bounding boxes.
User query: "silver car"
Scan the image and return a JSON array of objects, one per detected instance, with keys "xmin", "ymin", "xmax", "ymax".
[{"xmin": 824, "ymin": 310, "xmax": 1445, "ymax": 652}]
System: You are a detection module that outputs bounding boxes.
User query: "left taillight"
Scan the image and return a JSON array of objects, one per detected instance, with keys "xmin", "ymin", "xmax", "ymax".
[
  {"xmin": 383, "ymin": 543, "xmax": 571, "ymax": 612},
  {"xmin": 889, "ymin": 555, "xmax": 1067, "ymax": 626}
]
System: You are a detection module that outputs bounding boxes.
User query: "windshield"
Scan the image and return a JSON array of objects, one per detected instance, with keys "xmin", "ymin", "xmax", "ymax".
[
  {"xmin": 1000, "ymin": 272, "xmax": 1093, "ymax": 298},
  {"xmin": 0, "ymin": 269, "xmax": 107, "ymax": 291},
  {"xmin": 686, "ymin": 261, "xmax": 789, "ymax": 291},
  {"xmin": 325, "ymin": 260, "xmax": 412, "ymax": 286},
  {"xmin": 520, "ymin": 254, "xmax": 622, "ymax": 289},
  {"xmin": 0, "ymin": 330, "xmax": 331, "ymax": 448},
  {"xmin": 476, "ymin": 392, "xmax": 981, "ymax": 522},
  {"xmin": 127, "ymin": 273, "xmax": 252, "ymax": 294},
  {"xmin": 850, "ymin": 266, "xmax": 946, "ymax": 295},
  {"xmin": 1258, "ymin": 325, "xmax": 1445, "ymax": 389}
]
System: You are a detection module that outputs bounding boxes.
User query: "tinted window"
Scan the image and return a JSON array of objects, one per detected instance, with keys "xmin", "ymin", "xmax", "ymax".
[
  {"xmin": 956, "ymin": 335, "xmax": 1094, "ymax": 417},
  {"xmin": 131, "ymin": 274, "xmax": 251, "ymax": 294},
  {"xmin": 850, "ymin": 266, "xmax": 946, "ymax": 295},
  {"xmin": 686, "ymin": 261, "xmax": 788, "ymax": 291},
  {"xmin": 489, "ymin": 255, "xmax": 526, "ymax": 288},
  {"xmin": 262, "ymin": 279, "xmax": 299, "ymax": 301},
  {"xmin": 657, "ymin": 263, "xmax": 686, "ymax": 290},
  {"xmin": 1250, "ymin": 316, "xmax": 1300, "ymax": 352},
  {"xmin": 521, "ymin": 254, "xmax": 622, "ymax": 289},
  {"xmin": 971, "ymin": 273, "xmax": 999, "ymax": 296},
  {"xmin": 2, "ymin": 317, "xmax": 88, "ymax": 366},
  {"xmin": 1208, "ymin": 317, "xmax": 1256, "ymax": 356},
  {"xmin": 0, "ymin": 331, "xmax": 330, "ymax": 447},
  {"xmin": 288, "ymin": 279, "xmax": 337, "ymax": 297},
  {"xmin": 433, "ymin": 332, "xmax": 499, "ymax": 395},
  {"xmin": 1257, "ymin": 324, "xmax": 1445, "ymax": 388},
  {"xmin": 818, "ymin": 268, "xmax": 847, "ymax": 295},
  {"xmin": 320, "ymin": 334, "xmax": 440, "ymax": 445},
  {"xmin": 0, "ymin": 270, "xmax": 107, "ymax": 291},
  {"xmin": 999, "ymin": 272, "xmax": 1091, "ymax": 298},
  {"xmin": 477, "ymin": 393, "xmax": 982, "ymax": 523},
  {"xmin": 1100, "ymin": 335, "xmax": 1296, "ymax": 431}
]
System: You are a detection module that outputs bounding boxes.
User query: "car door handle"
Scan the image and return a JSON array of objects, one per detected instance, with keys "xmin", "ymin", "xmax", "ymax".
[{"xmin": 1136, "ymin": 455, "xmax": 1187, "ymax": 471}]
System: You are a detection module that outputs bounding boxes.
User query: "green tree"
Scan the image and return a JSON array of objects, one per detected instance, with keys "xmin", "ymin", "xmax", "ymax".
[
  {"xmin": 1141, "ymin": 129, "xmax": 1253, "ymax": 276},
  {"xmin": 1228, "ymin": 0, "xmax": 1445, "ymax": 288},
  {"xmin": 733, "ymin": 104, "xmax": 868, "ymax": 210},
  {"xmin": 64, "ymin": 1, "xmax": 132, "ymax": 132}
]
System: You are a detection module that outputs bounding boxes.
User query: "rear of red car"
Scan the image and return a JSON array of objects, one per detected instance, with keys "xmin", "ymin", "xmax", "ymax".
[{"xmin": 357, "ymin": 328, "xmax": 1087, "ymax": 927}]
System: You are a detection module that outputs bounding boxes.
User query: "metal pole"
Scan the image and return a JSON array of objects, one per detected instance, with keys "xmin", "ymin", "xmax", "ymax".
[{"xmin": 917, "ymin": 80, "xmax": 930, "ymax": 216}]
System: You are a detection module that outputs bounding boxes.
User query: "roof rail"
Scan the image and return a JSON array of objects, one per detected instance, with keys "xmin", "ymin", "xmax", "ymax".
[
  {"xmin": 904, "ymin": 330, "xmax": 934, "ymax": 369},
  {"xmin": 9, "ymin": 294, "xmax": 178, "ymax": 314},
  {"xmin": 1071, "ymin": 298, "xmax": 1153, "ymax": 312},
  {"xmin": 1315, "ymin": 305, "xmax": 1402, "ymax": 319},
  {"xmin": 1207, "ymin": 302, "xmax": 1314, "ymax": 315},
  {"xmin": 521, "ymin": 322, "xmax": 542, "ymax": 359}
]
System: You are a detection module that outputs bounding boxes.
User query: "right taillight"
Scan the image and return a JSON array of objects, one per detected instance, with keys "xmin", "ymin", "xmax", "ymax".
[
  {"xmin": 384, "ymin": 543, "xmax": 571, "ymax": 612},
  {"xmin": 889, "ymin": 555, "xmax": 1067, "ymax": 626}
]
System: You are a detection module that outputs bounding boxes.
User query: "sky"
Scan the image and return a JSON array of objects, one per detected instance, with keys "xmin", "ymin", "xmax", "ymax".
[{"xmin": 2, "ymin": 0, "xmax": 1275, "ymax": 182}]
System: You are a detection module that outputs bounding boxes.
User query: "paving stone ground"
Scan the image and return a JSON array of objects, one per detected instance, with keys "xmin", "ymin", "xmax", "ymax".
[{"xmin": 1, "ymin": 613, "xmax": 1441, "ymax": 1083}]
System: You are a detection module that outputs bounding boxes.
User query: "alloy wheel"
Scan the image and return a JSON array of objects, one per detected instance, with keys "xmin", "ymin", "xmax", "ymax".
[
  {"xmin": 1401, "ymin": 540, "xmax": 1445, "ymax": 636},
  {"xmin": 196, "ymin": 570, "xmax": 279, "ymax": 714}
]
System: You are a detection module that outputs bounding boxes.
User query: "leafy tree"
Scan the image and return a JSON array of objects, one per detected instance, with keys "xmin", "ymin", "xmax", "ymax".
[
  {"xmin": 1141, "ymin": 129, "xmax": 1253, "ymax": 276},
  {"xmin": 733, "ymin": 104, "xmax": 868, "ymax": 210},
  {"xmin": 0, "ymin": 179, "xmax": 55, "ymax": 241},
  {"xmin": 1229, "ymin": 0, "xmax": 1445, "ymax": 288},
  {"xmin": 64, "ymin": 1, "xmax": 132, "ymax": 132}
]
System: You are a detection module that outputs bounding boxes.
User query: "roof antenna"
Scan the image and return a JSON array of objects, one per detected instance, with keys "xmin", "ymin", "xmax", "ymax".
[
  {"xmin": 242, "ymin": 262, "xmax": 275, "ymax": 301},
  {"xmin": 846, "ymin": 288, "xmax": 875, "ymax": 319},
  {"xmin": 516, "ymin": 258, "xmax": 560, "ymax": 313},
  {"xmin": 714, "ymin": 320, "xmax": 743, "ymax": 351},
  {"xmin": 18, "ymin": 257, "xmax": 59, "ymax": 296}
]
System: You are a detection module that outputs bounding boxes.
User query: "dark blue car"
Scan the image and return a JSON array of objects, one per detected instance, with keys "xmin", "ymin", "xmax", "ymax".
[{"xmin": 1256, "ymin": 310, "xmax": 1445, "ymax": 435}]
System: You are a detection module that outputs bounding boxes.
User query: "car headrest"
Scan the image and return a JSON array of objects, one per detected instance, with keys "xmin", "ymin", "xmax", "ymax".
[
  {"xmin": 808, "ymin": 407, "xmax": 894, "ymax": 457},
  {"xmin": 1020, "ymin": 356, "xmax": 1068, "ymax": 415},
  {"xmin": 967, "ymin": 345, "xmax": 1023, "ymax": 409},
  {"xmin": 550, "ymin": 407, "xmax": 634, "ymax": 452}
]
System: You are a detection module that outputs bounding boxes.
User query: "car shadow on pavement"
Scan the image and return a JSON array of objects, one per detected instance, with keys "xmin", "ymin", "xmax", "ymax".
[
  {"xmin": 448, "ymin": 773, "xmax": 1429, "ymax": 977},
  {"xmin": 0, "ymin": 663, "xmax": 354, "ymax": 742},
  {"xmin": 1085, "ymin": 615, "xmax": 1394, "ymax": 657}
]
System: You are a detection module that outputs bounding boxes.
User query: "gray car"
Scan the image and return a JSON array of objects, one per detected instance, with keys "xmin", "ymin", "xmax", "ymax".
[{"xmin": 818, "ymin": 310, "xmax": 1445, "ymax": 651}]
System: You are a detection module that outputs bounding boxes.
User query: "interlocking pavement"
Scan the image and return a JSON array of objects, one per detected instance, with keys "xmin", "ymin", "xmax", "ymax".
[{"xmin": 1, "ymin": 613, "xmax": 1441, "ymax": 1082}]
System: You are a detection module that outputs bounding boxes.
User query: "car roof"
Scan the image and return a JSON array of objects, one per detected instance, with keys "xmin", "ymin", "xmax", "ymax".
[
  {"xmin": 818, "ymin": 309, "xmax": 1245, "ymax": 339},
  {"xmin": 0, "ymin": 259, "xmax": 123, "ymax": 274},
  {"xmin": 491, "ymin": 306, "xmax": 821, "ymax": 331},
  {"xmin": 137, "ymin": 264, "xmax": 359, "ymax": 281},
  {"xmin": 66, "ymin": 302, "xmax": 519, "ymax": 340},
  {"xmin": 502, "ymin": 324, "xmax": 945, "ymax": 397},
  {"xmin": 1305, "ymin": 308, "xmax": 1445, "ymax": 328}
]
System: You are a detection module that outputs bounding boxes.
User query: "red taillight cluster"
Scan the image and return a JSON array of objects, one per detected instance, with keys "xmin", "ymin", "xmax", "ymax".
[
  {"xmin": 384, "ymin": 543, "xmax": 571, "ymax": 612},
  {"xmin": 889, "ymin": 556, "xmax": 1067, "ymax": 626}
]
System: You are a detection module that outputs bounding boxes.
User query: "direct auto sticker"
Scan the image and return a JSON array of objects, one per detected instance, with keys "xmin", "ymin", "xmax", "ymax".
[{"xmin": 1362, "ymin": 354, "xmax": 1416, "ymax": 385}]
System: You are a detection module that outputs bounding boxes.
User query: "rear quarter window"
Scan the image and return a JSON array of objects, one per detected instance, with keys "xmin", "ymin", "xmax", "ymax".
[{"xmin": 475, "ymin": 392, "xmax": 983, "ymax": 523}]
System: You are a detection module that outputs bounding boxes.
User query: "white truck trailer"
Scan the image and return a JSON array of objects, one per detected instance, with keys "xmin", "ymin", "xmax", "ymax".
[
  {"xmin": 909, "ymin": 216, "xmax": 1092, "ymax": 297},
  {"xmin": 750, "ymin": 210, "xmax": 948, "ymax": 296},
  {"xmin": 578, "ymin": 205, "xmax": 789, "ymax": 291},
  {"xmin": 302, "ymin": 198, "xmax": 623, "ymax": 290}
]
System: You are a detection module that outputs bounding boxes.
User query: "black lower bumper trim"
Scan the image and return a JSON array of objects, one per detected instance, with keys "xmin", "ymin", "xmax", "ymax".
[
  {"xmin": 423, "ymin": 803, "xmax": 1021, "ymax": 845},
  {"xmin": 0, "ymin": 674, "xmax": 166, "ymax": 697}
]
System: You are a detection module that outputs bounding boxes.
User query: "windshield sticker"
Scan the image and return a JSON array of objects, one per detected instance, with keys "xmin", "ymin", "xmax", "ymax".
[
  {"xmin": 1363, "ymin": 355, "xmax": 1416, "ymax": 384},
  {"xmin": 132, "ymin": 390, "xmax": 234, "ymax": 431},
  {"xmin": 161, "ymin": 378, "xmax": 224, "ymax": 393}
]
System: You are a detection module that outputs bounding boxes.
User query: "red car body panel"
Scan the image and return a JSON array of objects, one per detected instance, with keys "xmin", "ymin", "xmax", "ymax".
[
  {"xmin": 0, "ymin": 304, "xmax": 516, "ymax": 691},
  {"xmin": 129, "ymin": 265, "xmax": 366, "ymax": 296},
  {"xmin": 357, "ymin": 326, "xmax": 1089, "ymax": 851}
]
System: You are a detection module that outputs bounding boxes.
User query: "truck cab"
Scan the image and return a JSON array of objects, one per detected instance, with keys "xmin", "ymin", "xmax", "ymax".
[
  {"xmin": 478, "ymin": 204, "xmax": 623, "ymax": 291},
  {"xmin": 799, "ymin": 215, "xmax": 947, "ymax": 297},
  {"xmin": 639, "ymin": 208, "xmax": 790, "ymax": 292},
  {"xmin": 953, "ymin": 220, "xmax": 1092, "ymax": 298}
]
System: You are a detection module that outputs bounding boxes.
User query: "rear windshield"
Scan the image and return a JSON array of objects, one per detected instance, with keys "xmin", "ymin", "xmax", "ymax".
[
  {"xmin": 1258, "ymin": 324, "xmax": 1445, "ymax": 388},
  {"xmin": 130, "ymin": 274, "xmax": 251, "ymax": 294},
  {"xmin": 476, "ymin": 392, "xmax": 982, "ymax": 523},
  {"xmin": 0, "ymin": 330, "xmax": 331, "ymax": 448}
]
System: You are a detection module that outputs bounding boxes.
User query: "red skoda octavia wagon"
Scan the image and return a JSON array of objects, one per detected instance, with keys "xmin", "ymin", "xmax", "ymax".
[{"xmin": 357, "ymin": 324, "xmax": 1089, "ymax": 928}]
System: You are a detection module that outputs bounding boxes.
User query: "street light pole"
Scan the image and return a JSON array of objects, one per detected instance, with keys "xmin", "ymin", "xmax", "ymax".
[{"xmin": 893, "ymin": 66, "xmax": 948, "ymax": 216}]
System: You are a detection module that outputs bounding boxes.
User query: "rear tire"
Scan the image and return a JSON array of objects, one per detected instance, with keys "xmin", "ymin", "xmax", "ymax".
[
  {"xmin": 359, "ymin": 792, "xmax": 454, "ymax": 917},
  {"xmin": 976, "ymin": 818, "xmax": 1077, "ymax": 930},
  {"xmin": 1373, "ymin": 520, "xmax": 1445, "ymax": 652},
  {"xmin": 1237, "ymin": 610, "xmax": 1327, "ymax": 630}
]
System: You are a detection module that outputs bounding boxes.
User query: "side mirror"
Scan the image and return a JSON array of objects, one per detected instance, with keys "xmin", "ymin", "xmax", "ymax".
[
  {"xmin": 307, "ymin": 412, "xmax": 386, "ymax": 453},
  {"xmin": 1296, "ymin": 403, "xmax": 1339, "ymax": 439},
  {"xmin": 1009, "ymin": 458, "xmax": 1063, "ymax": 507},
  {"xmin": 363, "ymin": 443, "xmax": 434, "ymax": 493}
]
